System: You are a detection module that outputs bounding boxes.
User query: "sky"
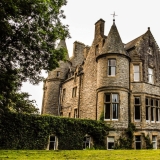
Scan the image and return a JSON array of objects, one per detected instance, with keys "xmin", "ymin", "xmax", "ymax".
[{"xmin": 21, "ymin": 0, "xmax": 160, "ymax": 113}]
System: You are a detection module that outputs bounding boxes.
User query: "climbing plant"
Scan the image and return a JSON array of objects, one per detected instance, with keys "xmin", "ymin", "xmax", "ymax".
[{"xmin": 0, "ymin": 112, "xmax": 110, "ymax": 150}]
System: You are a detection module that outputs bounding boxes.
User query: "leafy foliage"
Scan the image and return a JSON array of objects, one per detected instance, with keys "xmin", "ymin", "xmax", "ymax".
[
  {"xmin": 115, "ymin": 123, "xmax": 136, "ymax": 149},
  {"xmin": 143, "ymin": 134, "xmax": 153, "ymax": 149},
  {"xmin": 0, "ymin": 112, "xmax": 110, "ymax": 149},
  {"xmin": 0, "ymin": 0, "xmax": 69, "ymax": 110}
]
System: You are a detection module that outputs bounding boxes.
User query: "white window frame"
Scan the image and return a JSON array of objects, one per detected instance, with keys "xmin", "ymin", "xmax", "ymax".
[
  {"xmin": 83, "ymin": 135, "xmax": 91, "ymax": 149},
  {"xmin": 104, "ymin": 93, "xmax": 119, "ymax": 121},
  {"xmin": 152, "ymin": 136, "xmax": 157, "ymax": 149},
  {"xmin": 133, "ymin": 65, "xmax": 140, "ymax": 81},
  {"xmin": 48, "ymin": 135, "xmax": 58, "ymax": 150},
  {"xmin": 108, "ymin": 59, "xmax": 116, "ymax": 76},
  {"xmin": 148, "ymin": 68, "xmax": 154, "ymax": 84},
  {"xmin": 135, "ymin": 135, "xmax": 141, "ymax": 149},
  {"xmin": 107, "ymin": 137, "xmax": 115, "ymax": 150}
]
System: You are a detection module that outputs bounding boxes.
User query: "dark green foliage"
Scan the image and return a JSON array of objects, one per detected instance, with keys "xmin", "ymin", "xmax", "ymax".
[
  {"xmin": 143, "ymin": 134, "xmax": 153, "ymax": 149},
  {"xmin": 0, "ymin": 0, "xmax": 69, "ymax": 111},
  {"xmin": 0, "ymin": 112, "xmax": 110, "ymax": 150},
  {"xmin": 115, "ymin": 123, "xmax": 136, "ymax": 149}
]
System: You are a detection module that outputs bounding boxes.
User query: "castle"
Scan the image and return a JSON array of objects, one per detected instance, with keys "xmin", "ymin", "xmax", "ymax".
[{"xmin": 41, "ymin": 18, "xmax": 160, "ymax": 149}]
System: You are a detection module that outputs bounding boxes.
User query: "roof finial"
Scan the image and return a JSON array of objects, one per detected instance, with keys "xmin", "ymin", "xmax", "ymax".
[{"xmin": 111, "ymin": 12, "xmax": 117, "ymax": 23}]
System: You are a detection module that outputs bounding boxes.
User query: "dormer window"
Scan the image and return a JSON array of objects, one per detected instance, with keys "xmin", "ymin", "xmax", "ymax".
[{"xmin": 108, "ymin": 59, "xmax": 116, "ymax": 76}]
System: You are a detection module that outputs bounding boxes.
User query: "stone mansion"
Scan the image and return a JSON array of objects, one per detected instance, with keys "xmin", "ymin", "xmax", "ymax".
[{"xmin": 41, "ymin": 18, "xmax": 160, "ymax": 149}]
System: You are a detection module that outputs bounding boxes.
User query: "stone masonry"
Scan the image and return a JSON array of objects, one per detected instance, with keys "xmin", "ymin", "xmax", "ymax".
[{"xmin": 41, "ymin": 18, "xmax": 160, "ymax": 149}]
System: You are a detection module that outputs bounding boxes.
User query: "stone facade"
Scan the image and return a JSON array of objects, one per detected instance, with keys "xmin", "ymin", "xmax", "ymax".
[{"xmin": 41, "ymin": 19, "xmax": 160, "ymax": 149}]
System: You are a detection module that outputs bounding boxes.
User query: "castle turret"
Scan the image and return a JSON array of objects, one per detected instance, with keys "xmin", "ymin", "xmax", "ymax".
[
  {"xmin": 96, "ymin": 20, "xmax": 130, "ymax": 129},
  {"xmin": 41, "ymin": 40, "xmax": 71, "ymax": 115}
]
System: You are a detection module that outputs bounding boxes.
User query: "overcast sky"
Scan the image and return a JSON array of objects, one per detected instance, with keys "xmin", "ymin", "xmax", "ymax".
[{"xmin": 21, "ymin": 0, "xmax": 160, "ymax": 113}]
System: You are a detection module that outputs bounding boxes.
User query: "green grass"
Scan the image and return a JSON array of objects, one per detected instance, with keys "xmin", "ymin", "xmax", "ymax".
[{"xmin": 0, "ymin": 150, "xmax": 160, "ymax": 160}]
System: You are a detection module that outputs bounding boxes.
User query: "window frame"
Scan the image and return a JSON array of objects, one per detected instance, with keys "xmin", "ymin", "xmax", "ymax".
[
  {"xmin": 107, "ymin": 137, "xmax": 115, "ymax": 150},
  {"xmin": 133, "ymin": 65, "xmax": 140, "ymax": 82},
  {"xmin": 104, "ymin": 93, "xmax": 119, "ymax": 121},
  {"xmin": 62, "ymin": 88, "xmax": 66, "ymax": 101},
  {"xmin": 48, "ymin": 135, "xmax": 58, "ymax": 150},
  {"xmin": 108, "ymin": 59, "xmax": 116, "ymax": 76},
  {"xmin": 74, "ymin": 108, "xmax": 78, "ymax": 118},
  {"xmin": 148, "ymin": 68, "xmax": 154, "ymax": 84},
  {"xmin": 72, "ymin": 87, "xmax": 77, "ymax": 98},
  {"xmin": 83, "ymin": 135, "xmax": 91, "ymax": 149},
  {"xmin": 134, "ymin": 97, "xmax": 141, "ymax": 121},
  {"xmin": 135, "ymin": 135, "xmax": 141, "ymax": 149},
  {"xmin": 152, "ymin": 135, "xmax": 157, "ymax": 149}
]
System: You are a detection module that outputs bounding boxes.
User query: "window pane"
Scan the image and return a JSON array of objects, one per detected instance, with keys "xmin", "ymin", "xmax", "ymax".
[
  {"xmin": 135, "ymin": 136, "xmax": 141, "ymax": 141},
  {"xmin": 151, "ymin": 107, "xmax": 155, "ymax": 121},
  {"xmin": 134, "ymin": 65, "xmax": 139, "ymax": 72},
  {"xmin": 146, "ymin": 106, "xmax": 149, "ymax": 120},
  {"xmin": 134, "ymin": 73, "xmax": 139, "ymax": 81},
  {"xmin": 135, "ymin": 106, "xmax": 140, "ymax": 120},
  {"xmin": 108, "ymin": 142, "xmax": 114, "ymax": 149},
  {"xmin": 108, "ymin": 66, "xmax": 115, "ymax": 76},
  {"xmin": 136, "ymin": 142, "xmax": 141, "ymax": 149},
  {"xmin": 148, "ymin": 68, "xmax": 153, "ymax": 74},
  {"xmin": 105, "ymin": 104, "xmax": 110, "ymax": 119},
  {"xmin": 49, "ymin": 142, "xmax": 55, "ymax": 150},
  {"xmin": 108, "ymin": 59, "xmax": 116, "ymax": 66},
  {"xmin": 50, "ymin": 136, "xmax": 55, "ymax": 141},
  {"xmin": 105, "ymin": 94, "xmax": 110, "ymax": 102},
  {"xmin": 151, "ymin": 99, "xmax": 154, "ymax": 106},
  {"xmin": 156, "ymin": 100, "xmax": 158, "ymax": 107},
  {"xmin": 112, "ymin": 94, "xmax": 118, "ymax": 102},
  {"xmin": 112, "ymin": 104, "xmax": 118, "ymax": 119},
  {"xmin": 146, "ymin": 98, "xmax": 149, "ymax": 105},
  {"xmin": 156, "ymin": 108, "xmax": 159, "ymax": 121},
  {"xmin": 135, "ymin": 97, "xmax": 140, "ymax": 104}
]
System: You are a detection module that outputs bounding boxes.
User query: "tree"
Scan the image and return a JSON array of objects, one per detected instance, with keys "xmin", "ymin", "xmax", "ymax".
[{"xmin": 0, "ymin": 0, "xmax": 70, "ymax": 111}]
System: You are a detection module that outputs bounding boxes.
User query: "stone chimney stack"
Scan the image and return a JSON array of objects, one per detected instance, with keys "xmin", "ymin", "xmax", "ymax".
[{"xmin": 94, "ymin": 19, "xmax": 105, "ymax": 39}]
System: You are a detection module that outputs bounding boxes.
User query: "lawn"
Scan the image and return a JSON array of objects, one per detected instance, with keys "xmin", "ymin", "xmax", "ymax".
[{"xmin": 0, "ymin": 150, "xmax": 160, "ymax": 160}]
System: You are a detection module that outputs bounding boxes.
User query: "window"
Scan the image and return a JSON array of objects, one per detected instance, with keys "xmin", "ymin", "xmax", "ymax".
[
  {"xmin": 134, "ymin": 97, "xmax": 141, "ymax": 121},
  {"xmin": 95, "ymin": 45, "xmax": 99, "ymax": 55},
  {"xmin": 151, "ymin": 99, "xmax": 155, "ymax": 122},
  {"xmin": 83, "ymin": 135, "xmax": 91, "ymax": 149},
  {"xmin": 104, "ymin": 93, "xmax": 119, "ymax": 120},
  {"xmin": 108, "ymin": 59, "xmax": 116, "ymax": 76},
  {"xmin": 72, "ymin": 87, "xmax": 77, "ymax": 98},
  {"xmin": 74, "ymin": 108, "xmax": 78, "ymax": 118},
  {"xmin": 146, "ymin": 98, "xmax": 150, "ymax": 121},
  {"xmin": 152, "ymin": 136, "xmax": 157, "ymax": 149},
  {"xmin": 49, "ymin": 135, "xmax": 57, "ymax": 150},
  {"xmin": 57, "ymin": 71, "xmax": 60, "ymax": 77},
  {"xmin": 148, "ymin": 68, "xmax": 154, "ymax": 84},
  {"xmin": 68, "ymin": 112, "xmax": 71, "ymax": 118},
  {"xmin": 107, "ymin": 137, "xmax": 115, "ymax": 150},
  {"xmin": 135, "ymin": 136, "xmax": 141, "ymax": 149},
  {"xmin": 145, "ymin": 98, "xmax": 159, "ymax": 122},
  {"xmin": 134, "ymin": 65, "xmax": 140, "ymax": 81},
  {"xmin": 62, "ymin": 88, "xmax": 66, "ymax": 101}
]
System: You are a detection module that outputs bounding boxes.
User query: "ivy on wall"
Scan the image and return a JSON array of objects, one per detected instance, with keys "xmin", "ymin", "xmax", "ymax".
[{"xmin": 0, "ymin": 112, "xmax": 110, "ymax": 150}]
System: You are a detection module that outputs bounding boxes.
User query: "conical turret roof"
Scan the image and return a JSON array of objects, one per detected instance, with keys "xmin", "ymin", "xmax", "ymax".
[
  {"xmin": 102, "ymin": 21, "xmax": 126, "ymax": 55},
  {"xmin": 57, "ymin": 39, "xmax": 69, "ymax": 59}
]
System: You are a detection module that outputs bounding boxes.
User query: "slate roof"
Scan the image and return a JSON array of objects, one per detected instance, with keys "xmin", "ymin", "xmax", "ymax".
[
  {"xmin": 101, "ymin": 21, "xmax": 126, "ymax": 55},
  {"xmin": 125, "ymin": 34, "xmax": 144, "ymax": 50}
]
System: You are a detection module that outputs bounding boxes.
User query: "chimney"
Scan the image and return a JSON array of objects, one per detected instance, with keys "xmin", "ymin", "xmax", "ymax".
[{"xmin": 94, "ymin": 19, "xmax": 105, "ymax": 39}]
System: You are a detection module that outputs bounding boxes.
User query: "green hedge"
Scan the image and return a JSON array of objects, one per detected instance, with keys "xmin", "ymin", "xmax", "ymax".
[{"xmin": 0, "ymin": 112, "xmax": 110, "ymax": 150}]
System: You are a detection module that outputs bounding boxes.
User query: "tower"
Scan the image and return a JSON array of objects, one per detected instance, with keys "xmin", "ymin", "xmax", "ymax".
[
  {"xmin": 96, "ymin": 19, "xmax": 130, "ymax": 128},
  {"xmin": 41, "ymin": 40, "xmax": 71, "ymax": 115}
]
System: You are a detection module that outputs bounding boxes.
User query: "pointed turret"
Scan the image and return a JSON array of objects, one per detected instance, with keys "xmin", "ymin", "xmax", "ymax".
[
  {"xmin": 57, "ymin": 39, "xmax": 69, "ymax": 60},
  {"xmin": 102, "ymin": 20, "xmax": 126, "ymax": 55}
]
